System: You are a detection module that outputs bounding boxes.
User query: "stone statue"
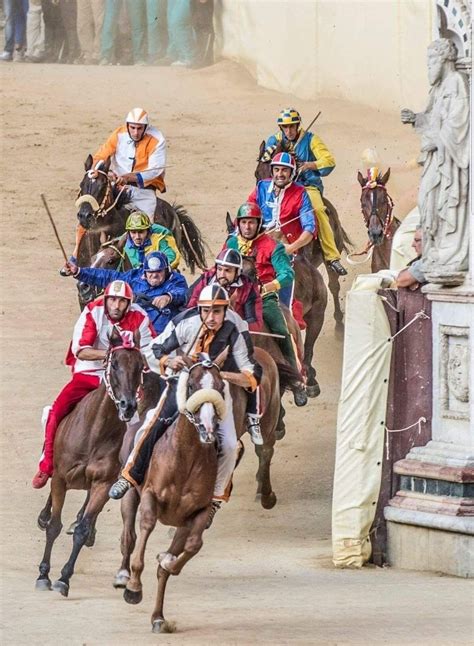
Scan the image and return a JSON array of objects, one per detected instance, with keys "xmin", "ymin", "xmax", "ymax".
[{"xmin": 401, "ymin": 38, "xmax": 470, "ymax": 286}]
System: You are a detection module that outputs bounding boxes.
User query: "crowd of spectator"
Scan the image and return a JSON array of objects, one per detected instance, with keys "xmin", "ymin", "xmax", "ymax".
[{"xmin": 1, "ymin": 0, "xmax": 214, "ymax": 67}]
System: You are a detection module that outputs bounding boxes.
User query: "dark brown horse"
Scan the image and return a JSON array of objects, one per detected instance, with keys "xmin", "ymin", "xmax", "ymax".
[
  {"xmin": 255, "ymin": 139, "xmax": 352, "ymax": 328},
  {"xmin": 120, "ymin": 347, "xmax": 283, "ymax": 633},
  {"xmin": 35, "ymin": 327, "xmax": 145, "ymax": 597},
  {"xmin": 225, "ymin": 217, "xmax": 326, "ymax": 397},
  {"xmin": 75, "ymin": 154, "xmax": 208, "ymax": 307},
  {"xmin": 355, "ymin": 168, "xmax": 401, "ymax": 272}
]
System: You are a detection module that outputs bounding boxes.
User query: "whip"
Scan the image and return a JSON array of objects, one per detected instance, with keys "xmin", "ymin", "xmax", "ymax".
[{"xmin": 41, "ymin": 193, "xmax": 69, "ymax": 263}]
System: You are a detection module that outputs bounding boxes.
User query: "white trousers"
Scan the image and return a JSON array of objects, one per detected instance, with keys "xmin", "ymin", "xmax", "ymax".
[
  {"xmin": 125, "ymin": 383, "xmax": 238, "ymax": 499},
  {"xmin": 128, "ymin": 186, "xmax": 157, "ymax": 217},
  {"xmin": 26, "ymin": 5, "xmax": 44, "ymax": 58}
]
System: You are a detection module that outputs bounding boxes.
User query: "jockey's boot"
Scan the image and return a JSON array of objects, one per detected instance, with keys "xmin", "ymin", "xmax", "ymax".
[
  {"xmin": 205, "ymin": 500, "xmax": 222, "ymax": 529},
  {"xmin": 32, "ymin": 470, "xmax": 50, "ymax": 489},
  {"xmin": 108, "ymin": 476, "xmax": 133, "ymax": 500},
  {"xmin": 246, "ymin": 414, "xmax": 264, "ymax": 445},
  {"xmin": 328, "ymin": 259, "xmax": 348, "ymax": 276}
]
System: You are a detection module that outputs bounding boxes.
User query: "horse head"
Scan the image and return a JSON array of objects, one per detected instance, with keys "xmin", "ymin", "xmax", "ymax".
[
  {"xmin": 76, "ymin": 237, "xmax": 129, "ymax": 307},
  {"xmin": 241, "ymin": 254, "xmax": 258, "ymax": 285},
  {"xmin": 104, "ymin": 326, "xmax": 144, "ymax": 422},
  {"xmin": 175, "ymin": 351, "xmax": 228, "ymax": 444},
  {"xmin": 358, "ymin": 168, "xmax": 393, "ymax": 246}
]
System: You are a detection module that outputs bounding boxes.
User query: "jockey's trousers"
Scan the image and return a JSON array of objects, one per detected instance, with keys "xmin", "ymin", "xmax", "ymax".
[
  {"xmin": 39, "ymin": 373, "xmax": 101, "ymax": 475},
  {"xmin": 305, "ymin": 186, "xmax": 340, "ymax": 262},
  {"xmin": 122, "ymin": 379, "xmax": 238, "ymax": 502},
  {"xmin": 262, "ymin": 293, "xmax": 298, "ymax": 371}
]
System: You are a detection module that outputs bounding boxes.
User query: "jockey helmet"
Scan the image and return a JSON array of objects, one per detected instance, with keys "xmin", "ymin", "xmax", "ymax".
[
  {"xmin": 197, "ymin": 284, "xmax": 230, "ymax": 307},
  {"xmin": 215, "ymin": 248, "xmax": 243, "ymax": 275},
  {"xmin": 270, "ymin": 151, "xmax": 297, "ymax": 173},
  {"xmin": 143, "ymin": 251, "xmax": 169, "ymax": 273},
  {"xmin": 236, "ymin": 202, "xmax": 262, "ymax": 220},
  {"xmin": 277, "ymin": 108, "xmax": 301, "ymax": 127},
  {"xmin": 104, "ymin": 280, "xmax": 133, "ymax": 302},
  {"xmin": 126, "ymin": 211, "xmax": 152, "ymax": 232},
  {"xmin": 126, "ymin": 107, "xmax": 149, "ymax": 125}
]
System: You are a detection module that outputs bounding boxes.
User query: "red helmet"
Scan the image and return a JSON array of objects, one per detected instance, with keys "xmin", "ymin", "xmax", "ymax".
[
  {"xmin": 104, "ymin": 280, "xmax": 133, "ymax": 301},
  {"xmin": 270, "ymin": 151, "xmax": 296, "ymax": 172},
  {"xmin": 236, "ymin": 202, "xmax": 262, "ymax": 220}
]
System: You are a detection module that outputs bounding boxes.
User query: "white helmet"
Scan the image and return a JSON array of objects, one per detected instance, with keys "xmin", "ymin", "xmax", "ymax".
[
  {"xmin": 197, "ymin": 284, "xmax": 230, "ymax": 307},
  {"xmin": 125, "ymin": 108, "xmax": 149, "ymax": 126}
]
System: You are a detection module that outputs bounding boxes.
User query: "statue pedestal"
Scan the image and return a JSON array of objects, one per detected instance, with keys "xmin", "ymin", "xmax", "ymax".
[{"xmin": 384, "ymin": 285, "xmax": 474, "ymax": 577}]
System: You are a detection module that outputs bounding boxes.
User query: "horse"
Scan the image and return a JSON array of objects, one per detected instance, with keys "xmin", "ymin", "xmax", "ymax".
[
  {"xmin": 225, "ymin": 216, "xmax": 327, "ymax": 397},
  {"xmin": 119, "ymin": 347, "xmax": 285, "ymax": 633},
  {"xmin": 35, "ymin": 327, "xmax": 146, "ymax": 597},
  {"xmin": 255, "ymin": 139, "xmax": 352, "ymax": 328},
  {"xmin": 75, "ymin": 154, "xmax": 208, "ymax": 307},
  {"xmin": 355, "ymin": 168, "xmax": 401, "ymax": 272}
]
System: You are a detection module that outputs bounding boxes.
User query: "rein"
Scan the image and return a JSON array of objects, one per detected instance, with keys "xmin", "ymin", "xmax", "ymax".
[
  {"xmin": 347, "ymin": 182, "xmax": 395, "ymax": 266},
  {"xmin": 75, "ymin": 169, "xmax": 128, "ymax": 219}
]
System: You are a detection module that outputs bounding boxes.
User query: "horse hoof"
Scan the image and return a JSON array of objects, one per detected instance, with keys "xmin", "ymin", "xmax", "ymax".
[
  {"xmin": 66, "ymin": 520, "xmax": 79, "ymax": 535},
  {"xmin": 275, "ymin": 425, "xmax": 286, "ymax": 441},
  {"xmin": 35, "ymin": 577, "xmax": 52, "ymax": 591},
  {"xmin": 152, "ymin": 619, "xmax": 165, "ymax": 634},
  {"xmin": 113, "ymin": 569, "xmax": 130, "ymax": 589},
  {"xmin": 123, "ymin": 587, "xmax": 142, "ymax": 605},
  {"xmin": 37, "ymin": 517, "xmax": 49, "ymax": 532},
  {"xmin": 293, "ymin": 389, "xmax": 308, "ymax": 407},
  {"xmin": 85, "ymin": 528, "xmax": 97, "ymax": 548},
  {"xmin": 52, "ymin": 580, "xmax": 69, "ymax": 597},
  {"xmin": 306, "ymin": 383, "xmax": 321, "ymax": 398},
  {"xmin": 261, "ymin": 492, "xmax": 277, "ymax": 510}
]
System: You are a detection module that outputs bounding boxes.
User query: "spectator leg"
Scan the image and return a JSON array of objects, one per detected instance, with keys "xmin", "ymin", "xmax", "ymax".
[
  {"xmin": 167, "ymin": 0, "xmax": 195, "ymax": 65},
  {"xmin": 125, "ymin": 0, "xmax": 146, "ymax": 64},
  {"xmin": 146, "ymin": 0, "xmax": 167, "ymax": 63}
]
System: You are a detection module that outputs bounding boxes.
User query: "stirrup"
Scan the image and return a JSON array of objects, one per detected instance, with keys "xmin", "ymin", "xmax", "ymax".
[
  {"xmin": 247, "ymin": 416, "xmax": 264, "ymax": 445},
  {"xmin": 108, "ymin": 477, "xmax": 133, "ymax": 500},
  {"xmin": 328, "ymin": 259, "xmax": 348, "ymax": 276},
  {"xmin": 205, "ymin": 500, "xmax": 222, "ymax": 529}
]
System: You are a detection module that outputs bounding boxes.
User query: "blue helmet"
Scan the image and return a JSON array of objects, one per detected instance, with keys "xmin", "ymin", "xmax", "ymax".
[{"xmin": 143, "ymin": 251, "xmax": 169, "ymax": 272}]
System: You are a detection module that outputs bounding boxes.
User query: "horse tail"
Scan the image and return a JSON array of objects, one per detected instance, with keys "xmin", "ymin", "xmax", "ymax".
[
  {"xmin": 323, "ymin": 197, "xmax": 354, "ymax": 254},
  {"xmin": 172, "ymin": 202, "xmax": 209, "ymax": 274},
  {"xmin": 275, "ymin": 362, "xmax": 303, "ymax": 393}
]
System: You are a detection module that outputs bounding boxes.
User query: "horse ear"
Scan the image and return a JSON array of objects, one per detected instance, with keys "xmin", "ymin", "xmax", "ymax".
[
  {"xmin": 259, "ymin": 140, "xmax": 266, "ymax": 158},
  {"xmin": 85, "ymin": 154, "xmax": 93, "ymax": 171},
  {"xmin": 357, "ymin": 171, "xmax": 365, "ymax": 187},
  {"xmin": 380, "ymin": 168, "xmax": 391, "ymax": 185},
  {"xmin": 226, "ymin": 212, "xmax": 234, "ymax": 234},
  {"xmin": 133, "ymin": 328, "xmax": 141, "ymax": 349},
  {"xmin": 102, "ymin": 156, "xmax": 111, "ymax": 173},
  {"xmin": 109, "ymin": 325, "xmax": 123, "ymax": 347},
  {"xmin": 214, "ymin": 346, "xmax": 229, "ymax": 368}
]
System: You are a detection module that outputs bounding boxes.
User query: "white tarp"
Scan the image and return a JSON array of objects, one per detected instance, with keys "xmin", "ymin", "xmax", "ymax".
[
  {"xmin": 389, "ymin": 206, "xmax": 420, "ymax": 271},
  {"xmin": 332, "ymin": 272, "xmax": 395, "ymax": 568}
]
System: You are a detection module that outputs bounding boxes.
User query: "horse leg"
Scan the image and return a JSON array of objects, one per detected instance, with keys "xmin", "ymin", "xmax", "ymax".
[
  {"xmin": 66, "ymin": 491, "xmax": 90, "ymax": 535},
  {"xmin": 37, "ymin": 493, "xmax": 52, "ymax": 531},
  {"xmin": 36, "ymin": 478, "xmax": 66, "ymax": 591},
  {"xmin": 303, "ymin": 303, "xmax": 325, "ymax": 398},
  {"xmin": 327, "ymin": 268, "xmax": 344, "ymax": 331},
  {"xmin": 124, "ymin": 490, "xmax": 158, "ymax": 605},
  {"xmin": 254, "ymin": 439, "xmax": 277, "ymax": 510},
  {"xmin": 114, "ymin": 488, "xmax": 140, "ymax": 588},
  {"xmin": 151, "ymin": 509, "xmax": 209, "ymax": 633},
  {"xmin": 52, "ymin": 482, "xmax": 109, "ymax": 597}
]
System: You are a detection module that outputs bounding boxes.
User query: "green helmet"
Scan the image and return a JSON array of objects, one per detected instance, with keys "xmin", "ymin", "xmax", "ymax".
[
  {"xmin": 236, "ymin": 202, "xmax": 262, "ymax": 220},
  {"xmin": 125, "ymin": 211, "xmax": 152, "ymax": 231}
]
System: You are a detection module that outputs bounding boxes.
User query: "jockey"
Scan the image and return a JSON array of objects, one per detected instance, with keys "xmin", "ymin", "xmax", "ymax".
[
  {"xmin": 108, "ymin": 284, "xmax": 263, "ymax": 525},
  {"xmin": 32, "ymin": 280, "xmax": 155, "ymax": 489},
  {"xmin": 65, "ymin": 251, "xmax": 187, "ymax": 334},
  {"xmin": 124, "ymin": 211, "xmax": 181, "ymax": 270},
  {"xmin": 92, "ymin": 107, "xmax": 166, "ymax": 217},
  {"xmin": 225, "ymin": 202, "xmax": 300, "ymax": 376},
  {"xmin": 188, "ymin": 248, "xmax": 263, "ymax": 331},
  {"xmin": 264, "ymin": 108, "xmax": 347, "ymax": 276}
]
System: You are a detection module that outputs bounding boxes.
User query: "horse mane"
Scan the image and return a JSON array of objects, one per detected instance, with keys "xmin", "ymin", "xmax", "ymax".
[{"xmin": 172, "ymin": 202, "xmax": 210, "ymax": 274}]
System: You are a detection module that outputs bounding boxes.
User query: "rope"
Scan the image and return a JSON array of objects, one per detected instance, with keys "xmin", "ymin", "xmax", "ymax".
[
  {"xmin": 388, "ymin": 310, "xmax": 430, "ymax": 342},
  {"xmin": 346, "ymin": 243, "xmax": 374, "ymax": 265},
  {"xmin": 385, "ymin": 416, "xmax": 427, "ymax": 460}
]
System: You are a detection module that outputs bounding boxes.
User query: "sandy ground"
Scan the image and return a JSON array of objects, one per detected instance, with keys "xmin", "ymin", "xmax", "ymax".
[{"xmin": 0, "ymin": 61, "xmax": 472, "ymax": 645}]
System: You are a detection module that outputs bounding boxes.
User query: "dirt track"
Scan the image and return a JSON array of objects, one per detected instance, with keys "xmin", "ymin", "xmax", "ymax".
[{"xmin": 1, "ymin": 61, "xmax": 472, "ymax": 645}]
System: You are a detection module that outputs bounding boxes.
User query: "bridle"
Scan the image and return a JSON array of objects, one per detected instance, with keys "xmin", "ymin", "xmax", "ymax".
[
  {"xmin": 103, "ymin": 340, "xmax": 143, "ymax": 409},
  {"xmin": 75, "ymin": 169, "xmax": 127, "ymax": 220},
  {"xmin": 360, "ymin": 180, "xmax": 395, "ymax": 240}
]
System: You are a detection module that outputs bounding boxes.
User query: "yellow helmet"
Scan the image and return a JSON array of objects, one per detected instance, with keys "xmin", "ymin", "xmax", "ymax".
[
  {"xmin": 277, "ymin": 108, "xmax": 301, "ymax": 126},
  {"xmin": 125, "ymin": 211, "xmax": 152, "ymax": 231}
]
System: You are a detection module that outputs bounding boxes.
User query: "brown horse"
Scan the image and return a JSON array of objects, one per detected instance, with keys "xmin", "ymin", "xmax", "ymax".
[
  {"xmin": 225, "ymin": 218, "xmax": 326, "ymax": 397},
  {"xmin": 35, "ymin": 327, "xmax": 145, "ymax": 597},
  {"xmin": 120, "ymin": 347, "xmax": 282, "ymax": 633},
  {"xmin": 355, "ymin": 168, "xmax": 401, "ymax": 272},
  {"xmin": 75, "ymin": 154, "xmax": 208, "ymax": 307},
  {"xmin": 255, "ymin": 139, "xmax": 352, "ymax": 328}
]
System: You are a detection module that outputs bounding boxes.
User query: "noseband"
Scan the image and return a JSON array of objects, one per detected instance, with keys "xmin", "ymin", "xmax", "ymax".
[
  {"xmin": 103, "ymin": 343, "xmax": 143, "ymax": 409},
  {"xmin": 361, "ymin": 180, "xmax": 395, "ymax": 240},
  {"xmin": 75, "ymin": 169, "xmax": 127, "ymax": 220}
]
